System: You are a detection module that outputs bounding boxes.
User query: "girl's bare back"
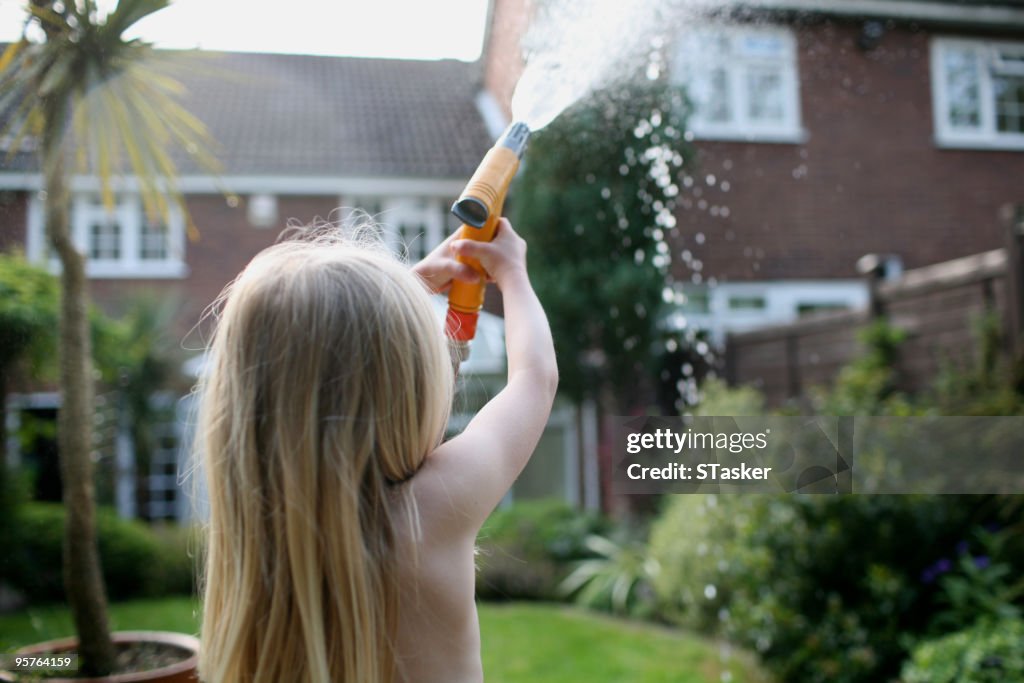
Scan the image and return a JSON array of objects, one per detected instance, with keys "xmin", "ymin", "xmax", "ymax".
[{"xmin": 395, "ymin": 219, "xmax": 558, "ymax": 682}]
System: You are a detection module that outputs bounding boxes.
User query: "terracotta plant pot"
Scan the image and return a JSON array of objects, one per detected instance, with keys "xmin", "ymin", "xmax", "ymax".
[{"xmin": 4, "ymin": 631, "xmax": 199, "ymax": 683}]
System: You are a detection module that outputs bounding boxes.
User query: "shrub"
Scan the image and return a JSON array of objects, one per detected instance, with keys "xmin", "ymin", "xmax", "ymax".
[
  {"xmin": 149, "ymin": 523, "xmax": 202, "ymax": 597},
  {"xmin": 560, "ymin": 532, "xmax": 660, "ymax": 618},
  {"xmin": 902, "ymin": 618, "xmax": 1024, "ymax": 683},
  {"xmin": 649, "ymin": 494, "xmax": 989, "ymax": 683},
  {"xmin": 476, "ymin": 499, "xmax": 607, "ymax": 601},
  {"xmin": 2, "ymin": 503, "xmax": 198, "ymax": 603}
]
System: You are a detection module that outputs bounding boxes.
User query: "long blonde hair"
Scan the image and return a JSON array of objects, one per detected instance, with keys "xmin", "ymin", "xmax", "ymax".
[{"xmin": 196, "ymin": 231, "xmax": 453, "ymax": 682}]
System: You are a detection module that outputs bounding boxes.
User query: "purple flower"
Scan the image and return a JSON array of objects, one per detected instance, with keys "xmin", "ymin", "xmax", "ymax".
[
  {"xmin": 921, "ymin": 557, "xmax": 953, "ymax": 584},
  {"xmin": 974, "ymin": 556, "xmax": 991, "ymax": 570}
]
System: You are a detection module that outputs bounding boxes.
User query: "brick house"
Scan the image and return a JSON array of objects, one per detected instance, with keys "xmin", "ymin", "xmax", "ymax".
[
  {"xmin": 0, "ymin": 51, "xmax": 595, "ymax": 519},
  {"xmin": 481, "ymin": 0, "xmax": 1024, "ymax": 341}
]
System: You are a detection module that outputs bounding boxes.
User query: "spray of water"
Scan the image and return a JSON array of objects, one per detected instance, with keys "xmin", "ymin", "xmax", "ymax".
[{"xmin": 510, "ymin": 0, "xmax": 683, "ymax": 131}]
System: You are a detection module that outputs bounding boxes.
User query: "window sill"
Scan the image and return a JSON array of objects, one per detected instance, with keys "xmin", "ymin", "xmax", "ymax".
[
  {"xmin": 690, "ymin": 127, "xmax": 808, "ymax": 145},
  {"xmin": 84, "ymin": 261, "xmax": 190, "ymax": 279},
  {"xmin": 934, "ymin": 135, "xmax": 1024, "ymax": 151}
]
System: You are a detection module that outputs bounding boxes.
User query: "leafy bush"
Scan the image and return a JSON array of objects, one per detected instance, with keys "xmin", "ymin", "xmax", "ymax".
[
  {"xmin": 476, "ymin": 499, "xmax": 608, "ymax": 601},
  {"xmin": 2, "ymin": 503, "xmax": 199, "ymax": 603},
  {"xmin": 149, "ymin": 523, "xmax": 202, "ymax": 597},
  {"xmin": 649, "ymin": 494, "xmax": 991, "ymax": 683},
  {"xmin": 812, "ymin": 321, "xmax": 912, "ymax": 416},
  {"xmin": 902, "ymin": 618, "xmax": 1024, "ymax": 683},
  {"xmin": 928, "ymin": 529, "xmax": 1023, "ymax": 632},
  {"xmin": 560, "ymin": 532, "xmax": 660, "ymax": 617}
]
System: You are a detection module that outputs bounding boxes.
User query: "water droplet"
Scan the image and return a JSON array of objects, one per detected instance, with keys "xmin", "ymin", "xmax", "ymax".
[
  {"xmin": 697, "ymin": 199, "xmax": 708, "ymax": 211},
  {"xmin": 720, "ymin": 181, "xmax": 731, "ymax": 192},
  {"xmin": 706, "ymin": 174, "xmax": 717, "ymax": 186},
  {"xmin": 666, "ymin": 338, "xmax": 678, "ymax": 352},
  {"xmin": 696, "ymin": 233, "xmax": 705, "ymax": 244},
  {"xmin": 601, "ymin": 187, "xmax": 611, "ymax": 199},
  {"xmin": 704, "ymin": 584, "xmax": 717, "ymax": 600}
]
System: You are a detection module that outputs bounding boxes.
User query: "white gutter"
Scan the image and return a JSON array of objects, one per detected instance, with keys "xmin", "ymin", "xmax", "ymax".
[
  {"xmin": 706, "ymin": 0, "xmax": 1024, "ymax": 27},
  {"xmin": 0, "ymin": 174, "xmax": 468, "ymax": 196}
]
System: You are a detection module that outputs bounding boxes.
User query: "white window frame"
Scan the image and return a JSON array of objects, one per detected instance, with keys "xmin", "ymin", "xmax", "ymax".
[
  {"xmin": 932, "ymin": 37, "xmax": 1024, "ymax": 150},
  {"xmin": 341, "ymin": 195, "xmax": 448, "ymax": 260},
  {"xmin": 26, "ymin": 193, "xmax": 188, "ymax": 278},
  {"xmin": 671, "ymin": 24, "xmax": 804, "ymax": 144}
]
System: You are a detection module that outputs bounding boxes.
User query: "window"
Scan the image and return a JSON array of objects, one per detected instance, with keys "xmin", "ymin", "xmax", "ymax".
[
  {"xmin": 672, "ymin": 25, "xmax": 803, "ymax": 142},
  {"xmin": 797, "ymin": 302, "xmax": 849, "ymax": 316},
  {"xmin": 139, "ymin": 217, "xmax": 169, "ymax": 261},
  {"xmin": 343, "ymin": 196, "xmax": 447, "ymax": 260},
  {"xmin": 932, "ymin": 38, "xmax": 1024, "ymax": 149},
  {"xmin": 89, "ymin": 217, "xmax": 122, "ymax": 260},
  {"xmin": 27, "ymin": 194, "xmax": 187, "ymax": 278},
  {"xmin": 728, "ymin": 295, "xmax": 767, "ymax": 311}
]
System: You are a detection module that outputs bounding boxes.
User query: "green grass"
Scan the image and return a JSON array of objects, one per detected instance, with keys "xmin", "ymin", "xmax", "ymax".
[
  {"xmin": 0, "ymin": 599, "xmax": 769, "ymax": 683},
  {"xmin": 479, "ymin": 603, "xmax": 769, "ymax": 683}
]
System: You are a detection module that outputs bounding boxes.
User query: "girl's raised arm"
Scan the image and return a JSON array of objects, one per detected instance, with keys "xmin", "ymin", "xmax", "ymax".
[{"xmin": 417, "ymin": 219, "xmax": 558, "ymax": 532}]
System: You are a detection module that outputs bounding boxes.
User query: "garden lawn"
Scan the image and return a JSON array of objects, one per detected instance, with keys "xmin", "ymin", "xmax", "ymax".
[{"xmin": 0, "ymin": 598, "xmax": 769, "ymax": 683}]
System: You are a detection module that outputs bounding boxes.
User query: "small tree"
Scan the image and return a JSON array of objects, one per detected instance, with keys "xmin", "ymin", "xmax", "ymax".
[
  {"xmin": 514, "ymin": 81, "xmax": 693, "ymax": 410},
  {"xmin": 0, "ymin": 1, "xmax": 218, "ymax": 674}
]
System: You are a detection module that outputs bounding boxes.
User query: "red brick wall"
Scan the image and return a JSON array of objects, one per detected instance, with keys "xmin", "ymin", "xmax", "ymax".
[
  {"xmin": 0, "ymin": 194, "xmax": 339, "ymax": 341},
  {"xmin": 482, "ymin": 0, "xmax": 532, "ymax": 119},
  {"xmin": 679, "ymin": 21, "xmax": 1024, "ymax": 284},
  {"xmin": 479, "ymin": 4, "xmax": 1024, "ymax": 283},
  {"xmin": 90, "ymin": 194, "xmax": 340, "ymax": 340}
]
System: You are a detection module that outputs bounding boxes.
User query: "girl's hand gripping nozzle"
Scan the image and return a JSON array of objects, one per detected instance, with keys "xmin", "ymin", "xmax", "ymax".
[{"xmin": 446, "ymin": 122, "xmax": 530, "ymax": 364}]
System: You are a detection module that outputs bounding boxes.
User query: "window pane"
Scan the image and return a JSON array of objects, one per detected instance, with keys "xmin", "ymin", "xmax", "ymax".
[
  {"xmin": 89, "ymin": 220, "xmax": 121, "ymax": 260},
  {"xmin": 703, "ymin": 67, "xmax": 732, "ymax": 122},
  {"xmin": 140, "ymin": 219, "xmax": 169, "ymax": 260},
  {"xmin": 748, "ymin": 67, "xmax": 784, "ymax": 122},
  {"xmin": 994, "ymin": 74, "xmax": 1024, "ymax": 133},
  {"xmin": 944, "ymin": 47, "xmax": 981, "ymax": 128},
  {"xmin": 739, "ymin": 33, "xmax": 785, "ymax": 58},
  {"xmin": 398, "ymin": 222, "xmax": 428, "ymax": 260}
]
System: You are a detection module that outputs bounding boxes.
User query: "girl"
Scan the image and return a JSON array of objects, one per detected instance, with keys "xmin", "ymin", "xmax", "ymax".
[{"xmin": 196, "ymin": 218, "xmax": 558, "ymax": 682}]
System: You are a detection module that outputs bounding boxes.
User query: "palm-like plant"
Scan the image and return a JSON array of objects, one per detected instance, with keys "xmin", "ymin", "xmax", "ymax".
[{"xmin": 1, "ymin": 1, "xmax": 217, "ymax": 675}]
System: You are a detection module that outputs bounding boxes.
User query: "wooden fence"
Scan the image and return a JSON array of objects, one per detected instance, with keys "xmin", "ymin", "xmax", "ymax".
[{"xmin": 724, "ymin": 207, "xmax": 1024, "ymax": 406}]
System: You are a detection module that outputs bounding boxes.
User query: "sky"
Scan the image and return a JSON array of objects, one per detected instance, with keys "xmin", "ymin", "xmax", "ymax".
[{"xmin": 0, "ymin": 0, "xmax": 490, "ymax": 61}]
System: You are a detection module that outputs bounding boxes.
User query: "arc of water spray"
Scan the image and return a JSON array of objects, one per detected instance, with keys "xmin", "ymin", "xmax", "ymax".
[{"xmin": 509, "ymin": 0, "xmax": 683, "ymax": 132}]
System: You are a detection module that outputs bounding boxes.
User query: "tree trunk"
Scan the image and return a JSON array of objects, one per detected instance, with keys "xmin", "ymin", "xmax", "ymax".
[{"xmin": 43, "ymin": 99, "xmax": 116, "ymax": 676}]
